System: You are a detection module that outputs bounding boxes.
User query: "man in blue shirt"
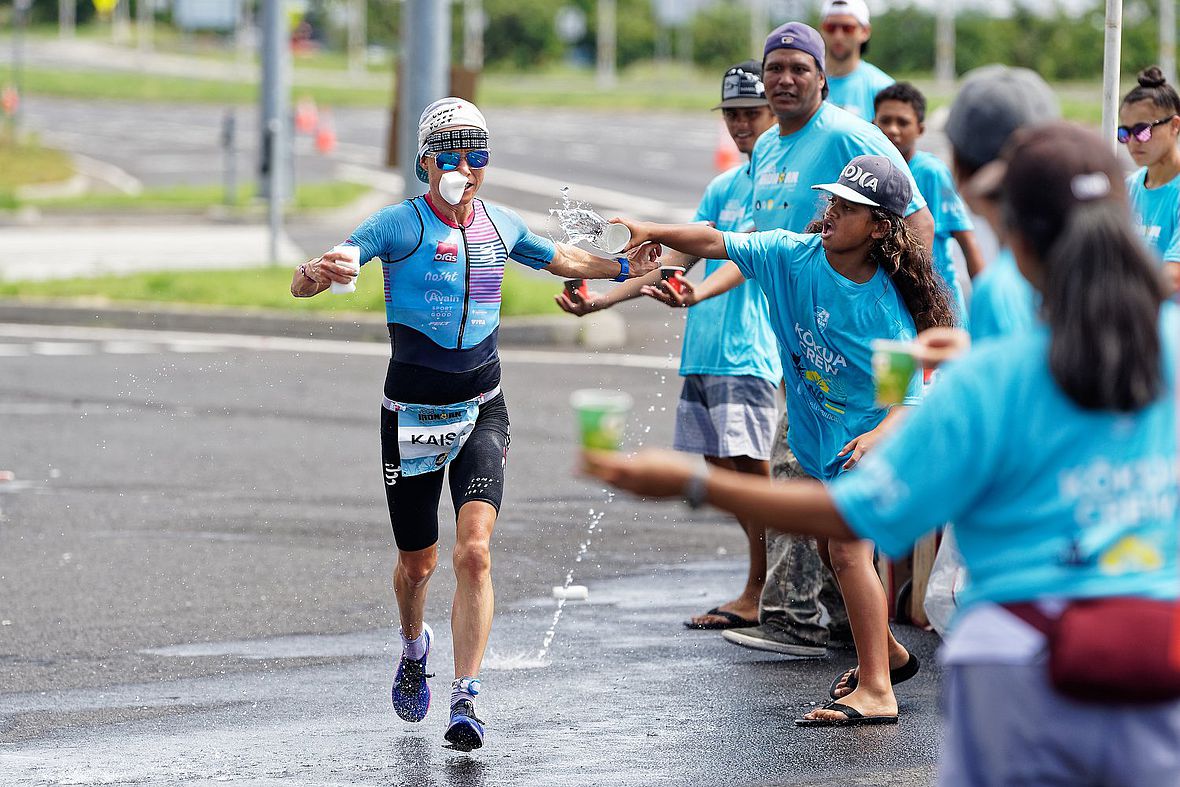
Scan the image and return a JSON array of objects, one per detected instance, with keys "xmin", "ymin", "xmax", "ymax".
[
  {"xmin": 820, "ymin": 0, "xmax": 894, "ymax": 120},
  {"xmin": 648, "ymin": 22, "xmax": 934, "ymax": 658},
  {"xmin": 558, "ymin": 62, "xmax": 782, "ymax": 631}
]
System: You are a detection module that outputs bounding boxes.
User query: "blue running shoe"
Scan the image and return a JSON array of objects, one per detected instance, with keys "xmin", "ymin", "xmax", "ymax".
[
  {"xmin": 391, "ymin": 623, "xmax": 433, "ymax": 722},
  {"xmin": 444, "ymin": 699, "xmax": 485, "ymax": 751}
]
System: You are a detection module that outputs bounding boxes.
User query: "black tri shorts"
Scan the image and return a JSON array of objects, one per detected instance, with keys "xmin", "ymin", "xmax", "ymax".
[{"xmin": 380, "ymin": 392, "xmax": 510, "ymax": 553}]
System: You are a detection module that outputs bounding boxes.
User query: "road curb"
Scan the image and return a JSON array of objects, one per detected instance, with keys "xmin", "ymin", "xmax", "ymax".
[{"xmin": 0, "ymin": 299, "xmax": 626, "ymax": 348}]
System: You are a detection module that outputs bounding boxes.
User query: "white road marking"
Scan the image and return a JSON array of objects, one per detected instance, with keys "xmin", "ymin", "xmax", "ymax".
[
  {"xmin": 0, "ymin": 323, "xmax": 679, "ymax": 369},
  {"xmin": 31, "ymin": 342, "xmax": 96, "ymax": 356}
]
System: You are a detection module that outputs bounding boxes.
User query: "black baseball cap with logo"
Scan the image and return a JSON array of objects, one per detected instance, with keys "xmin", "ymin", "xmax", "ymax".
[
  {"xmin": 812, "ymin": 155, "xmax": 912, "ymax": 217},
  {"xmin": 713, "ymin": 60, "xmax": 768, "ymax": 110}
]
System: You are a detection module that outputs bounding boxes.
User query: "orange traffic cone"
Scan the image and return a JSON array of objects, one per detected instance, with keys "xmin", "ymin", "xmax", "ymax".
[
  {"xmin": 315, "ymin": 111, "xmax": 337, "ymax": 154},
  {"xmin": 295, "ymin": 96, "xmax": 318, "ymax": 135},
  {"xmin": 1, "ymin": 86, "xmax": 19, "ymax": 117},
  {"xmin": 713, "ymin": 121, "xmax": 741, "ymax": 172}
]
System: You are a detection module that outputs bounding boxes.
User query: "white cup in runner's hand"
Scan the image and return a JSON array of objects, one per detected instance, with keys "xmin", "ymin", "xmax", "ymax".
[
  {"xmin": 329, "ymin": 244, "xmax": 361, "ymax": 294},
  {"xmin": 597, "ymin": 223, "xmax": 632, "ymax": 255}
]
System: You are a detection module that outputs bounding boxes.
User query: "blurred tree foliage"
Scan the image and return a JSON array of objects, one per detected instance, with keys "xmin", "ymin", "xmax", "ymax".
[{"xmin": 16, "ymin": 0, "xmax": 1174, "ymax": 81}]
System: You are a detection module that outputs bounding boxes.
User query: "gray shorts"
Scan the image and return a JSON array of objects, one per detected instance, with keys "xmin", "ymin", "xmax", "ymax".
[
  {"xmin": 939, "ymin": 661, "xmax": 1180, "ymax": 786},
  {"xmin": 672, "ymin": 374, "xmax": 778, "ymax": 461}
]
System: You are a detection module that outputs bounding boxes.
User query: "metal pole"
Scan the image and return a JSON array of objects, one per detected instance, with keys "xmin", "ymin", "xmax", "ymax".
[
  {"xmin": 1102, "ymin": 0, "xmax": 1123, "ymax": 153},
  {"xmin": 137, "ymin": 0, "xmax": 153, "ymax": 54},
  {"xmin": 1163, "ymin": 0, "xmax": 1176, "ymax": 85},
  {"xmin": 463, "ymin": 0, "xmax": 484, "ymax": 72},
  {"xmin": 749, "ymin": 0, "xmax": 768, "ymax": 59},
  {"xmin": 13, "ymin": 0, "xmax": 30, "ymax": 135},
  {"xmin": 222, "ymin": 109, "xmax": 237, "ymax": 207},
  {"xmin": 348, "ymin": 0, "xmax": 366, "ymax": 75},
  {"xmin": 398, "ymin": 0, "xmax": 451, "ymax": 196},
  {"xmin": 935, "ymin": 0, "xmax": 955, "ymax": 87},
  {"xmin": 260, "ymin": 0, "xmax": 290, "ymax": 263},
  {"xmin": 59, "ymin": 0, "xmax": 76, "ymax": 39},
  {"xmin": 596, "ymin": 0, "xmax": 616, "ymax": 89}
]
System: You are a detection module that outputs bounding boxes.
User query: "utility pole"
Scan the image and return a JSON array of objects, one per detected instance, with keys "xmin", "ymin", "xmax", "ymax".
[
  {"xmin": 398, "ymin": 0, "xmax": 451, "ymax": 196},
  {"xmin": 749, "ymin": 0, "xmax": 768, "ymax": 58},
  {"xmin": 348, "ymin": 0, "xmax": 366, "ymax": 75},
  {"xmin": 597, "ymin": 0, "xmax": 616, "ymax": 89},
  {"xmin": 137, "ymin": 0, "xmax": 154, "ymax": 53},
  {"xmin": 59, "ymin": 0, "xmax": 76, "ymax": 39},
  {"xmin": 463, "ymin": 0, "xmax": 484, "ymax": 72},
  {"xmin": 1102, "ymin": 0, "xmax": 1122, "ymax": 153},
  {"xmin": 935, "ymin": 0, "xmax": 955, "ymax": 87},
  {"xmin": 260, "ymin": 0, "xmax": 291, "ymax": 263},
  {"xmin": 12, "ymin": 0, "xmax": 31, "ymax": 135},
  {"xmin": 1163, "ymin": 0, "xmax": 1176, "ymax": 85}
]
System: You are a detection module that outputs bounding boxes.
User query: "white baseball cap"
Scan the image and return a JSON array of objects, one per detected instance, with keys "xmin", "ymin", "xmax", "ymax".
[{"xmin": 821, "ymin": 0, "xmax": 870, "ymax": 27}]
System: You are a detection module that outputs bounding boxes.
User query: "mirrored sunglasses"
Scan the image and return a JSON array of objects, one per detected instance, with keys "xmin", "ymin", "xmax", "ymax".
[
  {"xmin": 433, "ymin": 150, "xmax": 490, "ymax": 170},
  {"xmin": 1116, "ymin": 116, "xmax": 1176, "ymax": 144}
]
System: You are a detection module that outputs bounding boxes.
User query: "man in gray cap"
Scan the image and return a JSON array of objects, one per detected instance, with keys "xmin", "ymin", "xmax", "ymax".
[
  {"xmin": 648, "ymin": 22, "xmax": 935, "ymax": 661},
  {"xmin": 944, "ymin": 65, "xmax": 1060, "ymax": 342},
  {"xmin": 558, "ymin": 62, "xmax": 781, "ymax": 631}
]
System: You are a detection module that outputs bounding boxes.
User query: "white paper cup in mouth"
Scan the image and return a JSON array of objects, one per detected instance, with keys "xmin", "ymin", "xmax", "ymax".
[
  {"xmin": 329, "ymin": 244, "xmax": 361, "ymax": 294},
  {"xmin": 552, "ymin": 585, "xmax": 589, "ymax": 600},
  {"xmin": 596, "ymin": 223, "xmax": 632, "ymax": 255}
]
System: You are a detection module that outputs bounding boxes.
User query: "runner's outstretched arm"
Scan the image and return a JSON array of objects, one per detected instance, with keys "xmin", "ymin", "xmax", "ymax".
[{"xmin": 545, "ymin": 241, "xmax": 661, "ymax": 281}]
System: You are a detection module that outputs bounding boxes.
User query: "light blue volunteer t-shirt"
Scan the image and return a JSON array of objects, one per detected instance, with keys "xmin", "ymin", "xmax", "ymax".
[
  {"xmin": 967, "ymin": 247, "xmax": 1037, "ymax": 343},
  {"xmin": 831, "ymin": 307, "xmax": 1180, "ymax": 610},
  {"xmin": 825, "ymin": 62, "xmax": 895, "ymax": 121},
  {"xmin": 750, "ymin": 102, "xmax": 926, "ymax": 233},
  {"xmin": 1127, "ymin": 167, "xmax": 1180, "ymax": 264},
  {"xmin": 723, "ymin": 229, "xmax": 922, "ymax": 481},
  {"xmin": 909, "ymin": 151, "xmax": 973, "ymax": 322},
  {"xmin": 680, "ymin": 165, "xmax": 782, "ymax": 385}
]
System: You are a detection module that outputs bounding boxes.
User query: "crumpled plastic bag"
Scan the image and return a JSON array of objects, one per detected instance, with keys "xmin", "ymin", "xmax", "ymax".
[{"xmin": 924, "ymin": 526, "xmax": 968, "ymax": 637}]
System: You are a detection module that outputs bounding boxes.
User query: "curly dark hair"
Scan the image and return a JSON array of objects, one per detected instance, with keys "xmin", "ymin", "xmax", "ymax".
[{"xmin": 806, "ymin": 207, "xmax": 957, "ymax": 332}]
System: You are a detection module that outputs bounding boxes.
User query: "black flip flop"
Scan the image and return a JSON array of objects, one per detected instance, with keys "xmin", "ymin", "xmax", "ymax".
[
  {"xmin": 683, "ymin": 607, "xmax": 760, "ymax": 630},
  {"xmin": 795, "ymin": 701, "xmax": 899, "ymax": 727},
  {"xmin": 828, "ymin": 653, "xmax": 921, "ymax": 700}
]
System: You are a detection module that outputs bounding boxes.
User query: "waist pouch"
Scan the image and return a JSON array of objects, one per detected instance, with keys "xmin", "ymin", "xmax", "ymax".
[
  {"xmin": 382, "ymin": 386, "xmax": 500, "ymax": 477},
  {"xmin": 1006, "ymin": 598, "xmax": 1180, "ymax": 704}
]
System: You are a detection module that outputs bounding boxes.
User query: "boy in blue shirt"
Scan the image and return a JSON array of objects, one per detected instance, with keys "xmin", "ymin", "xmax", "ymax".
[
  {"xmin": 874, "ymin": 82, "xmax": 984, "ymax": 325},
  {"xmin": 943, "ymin": 66, "xmax": 1058, "ymax": 342}
]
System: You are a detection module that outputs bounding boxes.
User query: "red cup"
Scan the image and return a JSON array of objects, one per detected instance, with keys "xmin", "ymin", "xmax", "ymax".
[
  {"xmin": 660, "ymin": 266, "xmax": 686, "ymax": 294},
  {"xmin": 563, "ymin": 278, "xmax": 589, "ymax": 300}
]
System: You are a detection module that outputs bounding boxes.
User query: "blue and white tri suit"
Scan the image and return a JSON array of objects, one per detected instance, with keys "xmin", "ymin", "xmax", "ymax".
[{"xmin": 344, "ymin": 195, "xmax": 556, "ymax": 550}]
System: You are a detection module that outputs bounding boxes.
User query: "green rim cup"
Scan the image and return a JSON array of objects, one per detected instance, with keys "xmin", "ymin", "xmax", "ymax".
[
  {"xmin": 570, "ymin": 389, "xmax": 633, "ymax": 451},
  {"xmin": 871, "ymin": 339, "xmax": 919, "ymax": 408}
]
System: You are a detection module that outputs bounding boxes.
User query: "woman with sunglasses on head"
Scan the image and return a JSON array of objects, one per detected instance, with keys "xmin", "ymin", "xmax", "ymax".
[
  {"xmin": 1121, "ymin": 65, "xmax": 1180, "ymax": 294},
  {"xmin": 291, "ymin": 97, "xmax": 658, "ymax": 751},
  {"xmin": 589, "ymin": 123, "xmax": 1180, "ymax": 783},
  {"xmin": 613, "ymin": 154, "xmax": 955, "ymax": 726}
]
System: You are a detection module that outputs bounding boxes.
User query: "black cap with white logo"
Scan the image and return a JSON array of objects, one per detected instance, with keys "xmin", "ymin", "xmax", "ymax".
[
  {"xmin": 812, "ymin": 155, "xmax": 912, "ymax": 217},
  {"xmin": 713, "ymin": 60, "xmax": 768, "ymax": 110}
]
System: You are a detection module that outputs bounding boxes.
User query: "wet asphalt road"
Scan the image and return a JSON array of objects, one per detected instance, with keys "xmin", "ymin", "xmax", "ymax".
[{"xmin": 0, "ymin": 321, "xmax": 943, "ymax": 785}]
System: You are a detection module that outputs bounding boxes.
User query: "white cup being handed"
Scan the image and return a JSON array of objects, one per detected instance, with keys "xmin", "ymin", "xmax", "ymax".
[
  {"xmin": 595, "ymin": 223, "xmax": 632, "ymax": 255},
  {"xmin": 329, "ymin": 244, "xmax": 361, "ymax": 294}
]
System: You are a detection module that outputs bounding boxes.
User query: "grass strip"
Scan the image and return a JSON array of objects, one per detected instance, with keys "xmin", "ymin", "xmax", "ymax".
[{"xmin": 0, "ymin": 264, "xmax": 563, "ymax": 318}]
